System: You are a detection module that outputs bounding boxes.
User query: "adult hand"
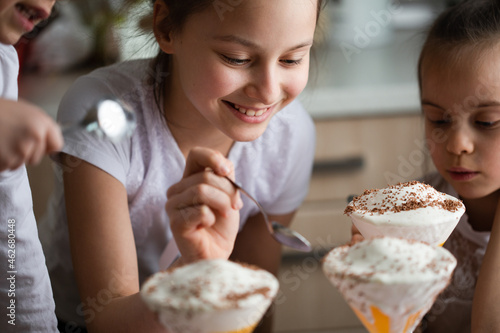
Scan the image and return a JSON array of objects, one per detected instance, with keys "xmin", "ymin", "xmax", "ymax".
[
  {"xmin": 166, "ymin": 147, "xmax": 243, "ymax": 263},
  {"xmin": 0, "ymin": 99, "xmax": 63, "ymax": 171}
]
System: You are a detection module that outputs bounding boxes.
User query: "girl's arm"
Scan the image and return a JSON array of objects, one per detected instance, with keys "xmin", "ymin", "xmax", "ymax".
[
  {"xmin": 63, "ymin": 158, "xmax": 167, "ymax": 333},
  {"xmin": 471, "ymin": 199, "xmax": 500, "ymax": 332},
  {"xmin": 64, "ymin": 148, "xmax": 242, "ymax": 332},
  {"xmin": 230, "ymin": 210, "xmax": 296, "ymax": 333}
]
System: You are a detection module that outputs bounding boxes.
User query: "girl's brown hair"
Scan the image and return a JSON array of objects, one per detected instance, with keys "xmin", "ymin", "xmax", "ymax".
[
  {"xmin": 148, "ymin": 0, "xmax": 325, "ymax": 115},
  {"xmin": 418, "ymin": 0, "xmax": 500, "ymax": 89}
]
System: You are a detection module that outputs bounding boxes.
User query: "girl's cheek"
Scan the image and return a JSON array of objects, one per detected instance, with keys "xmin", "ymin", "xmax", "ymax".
[{"xmin": 288, "ymin": 70, "xmax": 310, "ymax": 97}]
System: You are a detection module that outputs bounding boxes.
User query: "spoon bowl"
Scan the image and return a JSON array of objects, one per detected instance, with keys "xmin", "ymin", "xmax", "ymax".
[
  {"xmin": 61, "ymin": 98, "xmax": 136, "ymax": 143},
  {"xmin": 225, "ymin": 176, "xmax": 312, "ymax": 252}
]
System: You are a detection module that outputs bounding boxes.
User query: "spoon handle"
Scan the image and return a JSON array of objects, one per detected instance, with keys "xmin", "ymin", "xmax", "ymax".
[{"xmin": 224, "ymin": 176, "xmax": 274, "ymax": 234}]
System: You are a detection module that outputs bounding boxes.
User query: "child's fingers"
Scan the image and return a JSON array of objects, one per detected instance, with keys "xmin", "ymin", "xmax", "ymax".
[
  {"xmin": 350, "ymin": 233, "xmax": 365, "ymax": 245},
  {"xmin": 183, "ymin": 147, "xmax": 233, "ymax": 178},
  {"xmin": 167, "ymin": 170, "xmax": 243, "ymax": 211},
  {"xmin": 27, "ymin": 140, "xmax": 46, "ymax": 165},
  {"xmin": 45, "ymin": 122, "xmax": 64, "ymax": 153},
  {"xmin": 169, "ymin": 204, "xmax": 217, "ymax": 234},
  {"xmin": 166, "ymin": 182, "xmax": 235, "ymax": 218}
]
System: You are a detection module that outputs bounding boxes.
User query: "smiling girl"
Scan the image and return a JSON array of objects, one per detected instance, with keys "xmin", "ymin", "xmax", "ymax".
[
  {"xmin": 39, "ymin": 1, "xmax": 323, "ymax": 332},
  {"xmin": 417, "ymin": 0, "xmax": 500, "ymax": 331}
]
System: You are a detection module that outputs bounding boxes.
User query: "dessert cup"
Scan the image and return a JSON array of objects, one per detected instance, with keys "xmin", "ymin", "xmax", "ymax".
[
  {"xmin": 323, "ymin": 237, "xmax": 457, "ymax": 333},
  {"xmin": 345, "ymin": 181, "xmax": 465, "ymax": 246},
  {"xmin": 141, "ymin": 259, "xmax": 279, "ymax": 333}
]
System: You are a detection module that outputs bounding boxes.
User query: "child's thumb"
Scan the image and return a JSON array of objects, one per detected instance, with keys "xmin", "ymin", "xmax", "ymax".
[{"xmin": 45, "ymin": 122, "xmax": 64, "ymax": 153}]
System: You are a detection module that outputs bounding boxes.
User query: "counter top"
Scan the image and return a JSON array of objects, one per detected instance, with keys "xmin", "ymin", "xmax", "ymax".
[{"xmin": 299, "ymin": 30, "xmax": 426, "ymax": 119}]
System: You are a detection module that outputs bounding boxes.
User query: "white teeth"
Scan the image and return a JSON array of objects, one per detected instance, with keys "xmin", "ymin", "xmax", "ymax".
[
  {"xmin": 16, "ymin": 4, "xmax": 39, "ymax": 21},
  {"xmin": 232, "ymin": 103, "xmax": 267, "ymax": 117}
]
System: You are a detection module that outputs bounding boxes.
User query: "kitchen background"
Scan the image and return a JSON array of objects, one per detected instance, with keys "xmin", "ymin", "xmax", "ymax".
[{"xmin": 19, "ymin": 0, "xmax": 459, "ymax": 332}]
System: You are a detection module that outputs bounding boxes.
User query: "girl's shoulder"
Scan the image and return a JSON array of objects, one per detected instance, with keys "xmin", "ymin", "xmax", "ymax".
[
  {"xmin": 58, "ymin": 59, "xmax": 155, "ymax": 123},
  {"xmin": 83, "ymin": 58, "xmax": 153, "ymax": 88}
]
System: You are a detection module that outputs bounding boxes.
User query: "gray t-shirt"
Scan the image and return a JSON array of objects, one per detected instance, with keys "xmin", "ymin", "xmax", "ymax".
[
  {"xmin": 0, "ymin": 43, "xmax": 57, "ymax": 332},
  {"xmin": 39, "ymin": 58, "xmax": 316, "ymax": 326}
]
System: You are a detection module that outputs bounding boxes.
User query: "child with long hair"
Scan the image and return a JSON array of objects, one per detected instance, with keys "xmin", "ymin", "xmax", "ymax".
[{"xmin": 40, "ymin": 1, "xmax": 324, "ymax": 332}]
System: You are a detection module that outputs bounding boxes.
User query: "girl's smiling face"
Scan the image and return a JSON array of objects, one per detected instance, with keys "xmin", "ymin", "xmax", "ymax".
[
  {"xmin": 158, "ymin": 0, "xmax": 318, "ymax": 142},
  {"xmin": 421, "ymin": 46, "xmax": 500, "ymax": 199},
  {"xmin": 0, "ymin": 0, "xmax": 55, "ymax": 45}
]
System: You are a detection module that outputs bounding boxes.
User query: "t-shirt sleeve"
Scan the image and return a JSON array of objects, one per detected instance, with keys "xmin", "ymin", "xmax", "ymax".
[
  {"xmin": 265, "ymin": 101, "xmax": 316, "ymax": 215},
  {"xmin": 0, "ymin": 44, "xmax": 19, "ymax": 100},
  {"xmin": 53, "ymin": 74, "xmax": 131, "ymax": 186}
]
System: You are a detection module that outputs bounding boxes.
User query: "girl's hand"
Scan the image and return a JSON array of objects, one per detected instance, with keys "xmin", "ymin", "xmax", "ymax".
[
  {"xmin": 0, "ymin": 99, "xmax": 63, "ymax": 171},
  {"xmin": 166, "ymin": 147, "xmax": 243, "ymax": 263},
  {"xmin": 350, "ymin": 224, "xmax": 364, "ymax": 245}
]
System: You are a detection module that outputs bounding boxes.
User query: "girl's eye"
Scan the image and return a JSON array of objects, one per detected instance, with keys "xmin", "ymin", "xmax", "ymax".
[
  {"xmin": 220, "ymin": 55, "xmax": 249, "ymax": 66},
  {"xmin": 280, "ymin": 59, "xmax": 303, "ymax": 66},
  {"xmin": 425, "ymin": 115, "xmax": 451, "ymax": 125},
  {"xmin": 475, "ymin": 120, "xmax": 500, "ymax": 128}
]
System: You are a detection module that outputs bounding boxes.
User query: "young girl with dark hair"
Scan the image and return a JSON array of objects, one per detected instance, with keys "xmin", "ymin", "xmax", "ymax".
[
  {"xmin": 40, "ymin": 1, "xmax": 324, "ymax": 332},
  {"xmin": 417, "ymin": 0, "xmax": 500, "ymax": 331}
]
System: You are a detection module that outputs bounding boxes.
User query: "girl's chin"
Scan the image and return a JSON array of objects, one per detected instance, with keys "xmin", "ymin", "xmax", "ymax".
[
  {"xmin": 227, "ymin": 128, "xmax": 266, "ymax": 142},
  {"xmin": 453, "ymin": 185, "xmax": 497, "ymax": 201}
]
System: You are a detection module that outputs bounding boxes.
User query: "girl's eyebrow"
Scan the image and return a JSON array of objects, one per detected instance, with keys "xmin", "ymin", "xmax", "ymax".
[
  {"xmin": 213, "ymin": 34, "xmax": 313, "ymax": 52},
  {"xmin": 421, "ymin": 99, "xmax": 444, "ymax": 109},
  {"xmin": 477, "ymin": 101, "xmax": 500, "ymax": 108},
  {"xmin": 422, "ymin": 99, "xmax": 500, "ymax": 110}
]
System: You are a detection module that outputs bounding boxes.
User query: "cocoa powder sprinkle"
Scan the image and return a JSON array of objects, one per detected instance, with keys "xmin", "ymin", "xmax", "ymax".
[{"xmin": 344, "ymin": 181, "xmax": 463, "ymax": 215}]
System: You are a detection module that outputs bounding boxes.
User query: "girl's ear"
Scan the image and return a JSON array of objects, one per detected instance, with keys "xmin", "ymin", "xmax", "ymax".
[{"xmin": 153, "ymin": 1, "xmax": 174, "ymax": 54}]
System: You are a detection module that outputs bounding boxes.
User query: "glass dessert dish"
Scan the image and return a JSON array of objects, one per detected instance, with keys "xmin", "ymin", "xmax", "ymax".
[
  {"xmin": 322, "ymin": 237, "xmax": 457, "ymax": 333},
  {"xmin": 140, "ymin": 259, "xmax": 279, "ymax": 333},
  {"xmin": 345, "ymin": 181, "xmax": 465, "ymax": 246},
  {"xmin": 323, "ymin": 237, "xmax": 456, "ymax": 333}
]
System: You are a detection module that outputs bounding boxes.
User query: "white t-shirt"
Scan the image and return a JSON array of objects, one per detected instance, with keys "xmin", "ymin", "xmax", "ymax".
[
  {"xmin": 39, "ymin": 59, "xmax": 316, "ymax": 325},
  {"xmin": 421, "ymin": 172, "xmax": 490, "ymax": 333},
  {"xmin": 0, "ymin": 43, "xmax": 57, "ymax": 332}
]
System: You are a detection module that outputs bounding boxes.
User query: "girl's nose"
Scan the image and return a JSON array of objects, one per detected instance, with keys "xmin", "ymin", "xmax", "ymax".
[
  {"xmin": 244, "ymin": 66, "xmax": 281, "ymax": 105},
  {"xmin": 446, "ymin": 126, "xmax": 474, "ymax": 155}
]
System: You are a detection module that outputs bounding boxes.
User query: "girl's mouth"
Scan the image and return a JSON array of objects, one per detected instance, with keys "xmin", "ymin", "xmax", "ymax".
[
  {"xmin": 15, "ymin": 3, "xmax": 49, "ymax": 24},
  {"xmin": 224, "ymin": 101, "xmax": 270, "ymax": 117},
  {"xmin": 447, "ymin": 168, "xmax": 479, "ymax": 181}
]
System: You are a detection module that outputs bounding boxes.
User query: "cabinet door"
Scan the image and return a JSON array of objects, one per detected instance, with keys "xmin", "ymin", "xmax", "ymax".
[{"xmin": 308, "ymin": 114, "xmax": 434, "ymax": 203}]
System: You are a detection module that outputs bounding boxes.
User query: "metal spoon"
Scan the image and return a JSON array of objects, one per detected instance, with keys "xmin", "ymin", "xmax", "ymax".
[
  {"xmin": 225, "ymin": 176, "xmax": 312, "ymax": 252},
  {"xmin": 61, "ymin": 98, "xmax": 136, "ymax": 143}
]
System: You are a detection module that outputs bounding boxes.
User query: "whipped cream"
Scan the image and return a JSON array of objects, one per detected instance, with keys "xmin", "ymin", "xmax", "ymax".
[
  {"xmin": 323, "ymin": 237, "xmax": 456, "ymax": 332},
  {"xmin": 142, "ymin": 259, "xmax": 278, "ymax": 312},
  {"xmin": 141, "ymin": 259, "xmax": 279, "ymax": 333},
  {"xmin": 345, "ymin": 181, "xmax": 465, "ymax": 226}
]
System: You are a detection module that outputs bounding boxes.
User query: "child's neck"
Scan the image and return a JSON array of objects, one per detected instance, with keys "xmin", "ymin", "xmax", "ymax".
[
  {"xmin": 462, "ymin": 192, "xmax": 500, "ymax": 232},
  {"xmin": 167, "ymin": 120, "xmax": 234, "ymax": 159},
  {"xmin": 162, "ymin": 85, "xmax": 234, "ymax": 158}
]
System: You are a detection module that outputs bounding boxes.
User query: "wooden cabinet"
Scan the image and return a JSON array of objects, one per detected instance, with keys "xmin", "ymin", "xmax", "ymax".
[
  {"xmin": 275, "ymin": 114, "xmax": 435, "ymax": 332},
  {"xmin": 287, "ymin": 113, "xmax": 434, "ymax": 252}
]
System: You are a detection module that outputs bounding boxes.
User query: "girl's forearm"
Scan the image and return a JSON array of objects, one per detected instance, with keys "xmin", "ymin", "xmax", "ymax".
[
  {"xmin": 471, "ymin": 203, "xmax": 500, "ymax": 332},
  {"xmin": 85, "ymin": 293, "xmax": 169, "ymax": 333}
]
